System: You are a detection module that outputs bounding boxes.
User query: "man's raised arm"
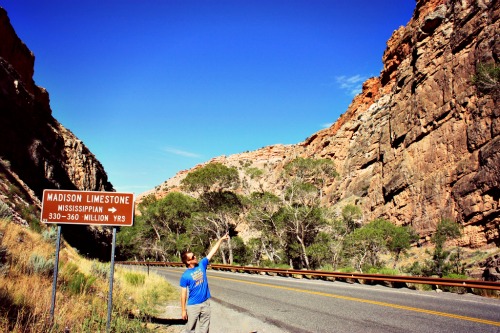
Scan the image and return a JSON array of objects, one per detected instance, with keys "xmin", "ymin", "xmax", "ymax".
[{"xmin": 206, "ymin": 233, "xmax": 230, "ymax": 261}]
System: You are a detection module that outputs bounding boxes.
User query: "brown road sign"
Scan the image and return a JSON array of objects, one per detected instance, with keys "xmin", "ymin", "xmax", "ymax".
[{"xmin": 41, "ymin": 190, "xmax": 135, "ymax": 226}]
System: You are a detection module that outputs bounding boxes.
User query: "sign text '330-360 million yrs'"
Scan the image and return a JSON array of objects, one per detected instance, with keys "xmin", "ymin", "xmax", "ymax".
[{"xmin": 41, "ymin": 190, "xmax": 135, "ymax": 226}]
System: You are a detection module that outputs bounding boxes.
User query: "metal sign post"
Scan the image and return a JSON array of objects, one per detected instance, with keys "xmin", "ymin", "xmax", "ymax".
[
  {"xmin": 106, "ymin": 227, "xmax": 117, "ymax": 333},
  {"xmin": 49, "ymin": 225, "xmax": 62, "ymax": 323}
]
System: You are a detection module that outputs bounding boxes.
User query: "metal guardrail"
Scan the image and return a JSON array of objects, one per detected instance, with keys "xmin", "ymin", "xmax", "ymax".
[{"xmin": 116, "ymin": 261, "xmax": 500, "ymax": 291}]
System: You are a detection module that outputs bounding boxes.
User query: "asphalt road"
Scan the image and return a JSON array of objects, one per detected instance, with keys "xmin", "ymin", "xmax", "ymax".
[{"xmin": 151, "ymin": 266, "xmax": 500, "ymax": 333}]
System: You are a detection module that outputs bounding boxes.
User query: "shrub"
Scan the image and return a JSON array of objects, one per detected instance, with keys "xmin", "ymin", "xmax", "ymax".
[
  {"xmin": 410, "ymin": 283, "xmax": 433, "ymax": 291},
  {"xmin": 260, "ymin": 260, "xmax": 291, "ymax": 269},
  {"xmin": 7, "ymin": 184, "xmax": 22, "ymax": 200},
  {"xmin": 338, "ymin": 266, "xmax": 356, "ymax": 273},
  {"xmin": 441, "ymin": 273, "xmax": 469, "ymax": 294},
  {"xmin": 0, "ymin": 218, "xmax": 168, "ymax": 332},
  {"xmin": 319, "ymin": 264, "xmax": 335, "ymax": 272},
  {"xmin": 90, "ymin": 261, "xmax": 109, "ymax": 279},
  {"xmin": 472, "ymin": 62, "xmax": 499, "ymax": 95},
  {"xmin": 124, "ymin": 272, "xmax": 146, "ymax": 286},
  {"xmin": 366, "ymin": 267, "xmax": 400, "ymax": 275},
  {"xmin": 0, "ymin": 201, "xmax": 12, "ymax": 220},
  {"xmin": 108, "ymin": 316, "xmax": 149, "ymax": 333},
  {"xmin": 66, "ymin": 272, "xmax": 97, "ymax": 295},
  {"xmin": 28, "ymin": 218, "xmax": 42, "ymax": 233},
  {"xmin": 245, "ymin": 167, "xmax": 264, "ymax": 179},
  {"xmin": 20, "ymin": 206, "xmax": 42, "ymax": 233},
  {"xmin": 402, "ymin": 261, "xmax": 424, "ymax": 276},
  {"xmin": 41, "ymin": 227, "xmax": 58, "ymax": 243},
  {"xmin": 470, "ymin": 288, "xmax": 500, "ymax": 298},
  {"xmin": 61, "ymin": 262, "xmax": 79, "ymax": 277},
  {"xmin": 61, "ymin": 262, "xmax": 96, "ymax": 295},
  {"xmin": 28, "ymin": 253, "xmax": 54, "ymax": 276},
  {"xmin": 0, "ymin": 238, "xmax": 8, "ymax": 276}
]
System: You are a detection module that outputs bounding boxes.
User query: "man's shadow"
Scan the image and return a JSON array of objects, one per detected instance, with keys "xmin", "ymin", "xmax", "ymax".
[
  {"xmin": 128, "ymin": 313, "xmax": 186, "ymax": 326},
  {"xmin": 149, "ymin": 317, "xmax": 187, "ymax": 326}
]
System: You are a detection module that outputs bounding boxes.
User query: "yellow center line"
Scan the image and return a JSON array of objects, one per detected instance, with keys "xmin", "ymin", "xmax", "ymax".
[{"xmin": 211, "ymin": 275, "xmax": 500, "ymax": 327}]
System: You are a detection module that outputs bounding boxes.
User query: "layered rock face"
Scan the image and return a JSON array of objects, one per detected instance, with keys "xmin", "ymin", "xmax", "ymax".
[
  {"xmin": 0, "ymin": 7, "xmax": 113, "ymax": 199},
  {"xmin": 305, "ymin": 0, "xmax": 499, "ymax": 248},
  {"xmin": 152, "ymin": 0, "xmax": 499, "ymax": 249},
  {"xmin": 0, "ymin": 8, "xmax": 114, "ymax": 257}
]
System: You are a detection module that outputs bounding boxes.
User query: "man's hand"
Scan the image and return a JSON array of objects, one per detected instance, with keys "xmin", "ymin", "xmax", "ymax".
[
  {"xmin": 181, "ymin": 287, "xmax": 188, "ymax": 320},
  {"xmin": 221, "ymin": 232, "xmax": 230, "ymax": 241}
]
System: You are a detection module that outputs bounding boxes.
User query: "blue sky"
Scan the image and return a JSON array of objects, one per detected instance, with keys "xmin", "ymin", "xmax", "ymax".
[{"xmin": 2, "ymin": 0, "xmax": 415, "ymax": 194}]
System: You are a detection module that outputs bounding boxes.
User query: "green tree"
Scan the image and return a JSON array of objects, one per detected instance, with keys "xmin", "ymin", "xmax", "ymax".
[
  {"xmin": 427, "ymin": 218, "xmax": 462, "ymax": 277},
  {"xmin": 431, "ymin": 218, "xmax": 461, "ymax": 249},
  {"xmin": 283, "ymin": 157, "xmax": 338, "ymax": 201},
  {"xmin": 181, "ymin": 162, "xmax": 242, "ymax": 264},
  {"xmin": 387, "ymin": 225, "xmax": 418, "ymax": 268},
  {"xmin": 229, "ymin": 236, "xmax": 250, "ymax": 265},
  {"xmin": 246, "ymin": 191, "xmax": 286, "ymax": 264},
  {"xmin": 279, "ymin": 179, "xmax": 324, "ymax": 269},
  {"xmin": 116, "ymin": 215, "xmax": 160, "ymax": 260},
  {"xmin": 344, "ymin": 222, "xmax": 387, "ymax": 272},
  {"xmin": 154, "ymin": 192, "xmax": 198, "ymax": 258},
  {"xmin": 138, "ymin": 193, "xmax": 157, "ymax": 208},
  {"xmin": 116, "ymin": 217, "xmax": 141, "ymax": 260},
  {"xmin": 312, "ymin": 208, "xmax": 353, "ymax": 269},
  {"xmin": 181, "ymin": 162, "xmax": 239, "ymax": 193},
  {"xmin": 193, "ymin": 191, "xmax": 243, "ymax": 264},
  {"xmin": 277, "ymin": 203, "xmax": 326, "ymax": 269},
  {"xmin": 307, "ymin": 231, "xmax": 334, "ymax": 269},
  {"xmin": 343, "ymin": 218, "xmax": 415, "ymax": 272},
  {"xmin": 245, "ymin": 167, "xmax": 264, "ymax": 179},
  {"xmin": 117, "ymin": 192, "xmax": 198, "ymax": 261},
  {"xmin": 341, "ymin": 204, "xmax": 362, "ymax": 233},
  {"xmin": 246, "ymin": 157, "xmax": 338, "ymax": 269}
]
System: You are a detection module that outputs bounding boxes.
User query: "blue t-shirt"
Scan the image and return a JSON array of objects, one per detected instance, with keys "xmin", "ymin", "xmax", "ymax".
[{"xmin": 179, "ymin": 257, "xmax": 211, "ymax": 306}]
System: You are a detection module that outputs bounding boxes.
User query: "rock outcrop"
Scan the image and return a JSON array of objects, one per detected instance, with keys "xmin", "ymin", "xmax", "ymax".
[
  {"xmin": 0, "ymin": 7, "xmax": 114, "ymax": 258},
  {"xmin": 148, "ymin": 0, "xmax": 499, "ymax": 250},
  {"xmin": 0, "ymin": 8, "xmax": 113, "ymax": 198},
  {"xmin": 310, "ymin": 0, "xmax": 499, "ymax": 248}
]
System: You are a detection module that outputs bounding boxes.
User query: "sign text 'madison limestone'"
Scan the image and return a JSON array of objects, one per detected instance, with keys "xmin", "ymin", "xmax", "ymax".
[{"xmin": 41, "ymin": 190, "xmax": 135, "ymax": 226}]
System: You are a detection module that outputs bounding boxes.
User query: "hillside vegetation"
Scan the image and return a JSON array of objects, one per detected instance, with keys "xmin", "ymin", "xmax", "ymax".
[
  {"xmin": 0, "ymin": 215, "xmax": 178, "ymax": 332},
  {"xmin": 117, "ymin": 159, "xmax": 499, "ymax": 287}
]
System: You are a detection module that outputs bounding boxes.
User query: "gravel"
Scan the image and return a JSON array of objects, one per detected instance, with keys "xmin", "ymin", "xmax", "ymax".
[{"xmin": 152, "ymin": 299, "xmax": 287, "ymax": 333}]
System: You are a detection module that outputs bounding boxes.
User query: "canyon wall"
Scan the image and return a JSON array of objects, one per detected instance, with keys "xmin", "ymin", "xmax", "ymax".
[
  {"xmin": 304, "ymin": 0, "xmax": 500, "ymax": 248},
  {"xmin": 0, "ymin": 8, "xmax": 113, "ymax": 198},
  {"xmin": 0, "ymin": 8, "xmax": 114, "ymax": 257}
]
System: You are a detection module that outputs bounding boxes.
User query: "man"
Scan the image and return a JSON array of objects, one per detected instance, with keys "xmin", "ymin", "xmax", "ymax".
[{"xmin": 180, "ymin": 233, "xmax": 230, "ymax": 333}]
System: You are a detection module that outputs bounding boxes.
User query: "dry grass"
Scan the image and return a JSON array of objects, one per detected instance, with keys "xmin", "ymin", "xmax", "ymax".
[{"xmin": 0, "ymin": 219, "xmax": 178, "ymax": 332}]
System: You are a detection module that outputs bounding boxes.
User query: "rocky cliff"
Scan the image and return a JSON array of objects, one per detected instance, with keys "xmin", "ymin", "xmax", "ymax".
[
  {"xmin": 147, "ymin": 0, "xmax": 499, "ymax": 249},
  {"xmin": 0, "ymin": 7, "xmax": 114, "ymax": 257}
]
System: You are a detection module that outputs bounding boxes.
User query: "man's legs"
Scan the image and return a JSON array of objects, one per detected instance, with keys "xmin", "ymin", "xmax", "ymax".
[
  {"xmin": 184, "ymin": 303, "xmax": 202, "ymax": 333},
  {"xmin": 197, "ymin": 300, "xmax": 211, "ymax": 333}
]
